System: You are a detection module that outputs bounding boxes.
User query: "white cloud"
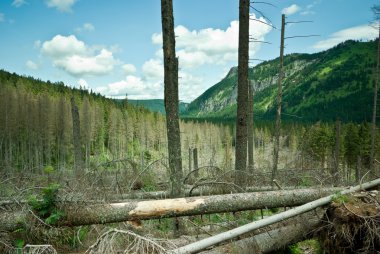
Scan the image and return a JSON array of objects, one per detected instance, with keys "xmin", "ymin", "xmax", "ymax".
[
  {"xmin": 77, "ymin": 78, "xmax": 89, "ymax": 89},
  {"xmin": 12, "ymin": 0, "xmax": 27, "ymax": 7},
  {"xmin": 142, "ymin": 59, "xmax": 164, "ymax": 80},
  {"xmin": 42, "ymin": 35, "xmax": 86, "ymax": 57},
  {"xmin": 26, "ymin": 60, "xmax": 38, "ymax": 70},
  {"xmin": 122, "ymin": 64, "xmax": 136, "ymax": 75},
  {"xmin": 41, "ymin": 34, "xmax": 118, "ymax": 77},
  {"xmin": 313, "ymin": 24, "xmax": 378, "ymax": 50},
  {"xmin": 45, "ymin": 0, "xmax": 77, "ymax": 12},
  {"xmin": 0, "ymin": 13, "xmax": 5, "ymax": 22},
  {"xmin": 282, "ymin": 4, "xmax": 301, "ymax": 16},
  {"xmin": 152, "ymin": 13, "xmax": 272, "ymax": 68},
  {"xmin": 96, "ymin": 75, "xmax": 163, "ymax": 99},
  {"xmin": 75, "ymin": 22, "xmax": 95, "ymax": 33}
]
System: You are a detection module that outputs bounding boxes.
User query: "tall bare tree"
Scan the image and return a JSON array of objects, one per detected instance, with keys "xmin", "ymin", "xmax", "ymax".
[
  {"xmin": 272, "ymin": 14, "xmax": 285, "ymax": 184},
  {"xmin": 370, "ymin": 5, "xmax": 380, "ymax": 178},
  {"xmin": 235, "ymin": 0, "xmax": 250, "ymax": 186},
  {"xmin": 70, "ymin": 96, "xmax": 84, "ymax": 172},
  {"xmin": 161, "ymin": 0, "xmax": 183, "ymax": 197},
  {"xmin": 248, "ymin": 83, "xmax": 254, "ymax": 171}
]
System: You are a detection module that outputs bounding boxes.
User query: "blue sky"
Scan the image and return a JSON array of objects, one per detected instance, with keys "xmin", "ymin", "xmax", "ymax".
[{"xmin": 0, "ymin": 0, "xmax": 378, "ymax": 102}]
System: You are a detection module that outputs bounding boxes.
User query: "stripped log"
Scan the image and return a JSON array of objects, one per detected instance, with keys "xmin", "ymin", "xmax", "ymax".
[
  {"xmin": 0, "ymin": 187, "xmax": 342, "ymax": 232},
  {"xmin": 217, "ymin": 211, "xmax": 322, "ymax": 253},
  {"xmin": 172, "ymin": 178, "xmax": 380, "ymax": 254}
]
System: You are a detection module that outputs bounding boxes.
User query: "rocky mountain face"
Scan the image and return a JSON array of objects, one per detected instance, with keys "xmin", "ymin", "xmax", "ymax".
[{"xmin": 183, "ymin": 40, "xmax": 377, "ymax": 122}]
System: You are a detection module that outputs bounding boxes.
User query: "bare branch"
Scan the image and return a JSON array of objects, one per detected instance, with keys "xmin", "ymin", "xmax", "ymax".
[
  {"xmin": 251, "ymin": 1, "xmax": 278, "ymax": 8},
  {"xmin": 285, "ymin": 35, "xmax": 320, "ymax": 40},
  {"xmin": 250, "ymin": 6, "xmax": 273, "ymax": 24},
  {"xmin": 249, "ymin": 18, "xmax": 277, "ymax": 29},
  {"xmin": 249, "ymin": 40, "xmax": 272, "ymax": 44},
  {"xmin": 286, "ymin": 21, "xmax": 313, "ymax": 24}
]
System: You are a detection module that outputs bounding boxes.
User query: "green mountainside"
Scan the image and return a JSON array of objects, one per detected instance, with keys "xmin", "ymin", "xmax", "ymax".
[
  {"xmin": 128, "ymin": 99, "xmax": 188, "ymax": 115},
  {"xmin": 183, "ymin": 40, "xmax": 378, "ymax": 122}
]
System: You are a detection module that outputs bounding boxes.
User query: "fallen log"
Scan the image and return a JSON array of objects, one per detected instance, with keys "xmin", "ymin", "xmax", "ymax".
[
  {"xmin": 171, "ymin": 178, "xmax": 380, "ymax": 254},
  {"xmin": 191, "ymin": 210, "xmax": 323, "ymax": 254},
  {"xmin": 0, "ymin": 187, "xmax": 342, "ymax": 232}
]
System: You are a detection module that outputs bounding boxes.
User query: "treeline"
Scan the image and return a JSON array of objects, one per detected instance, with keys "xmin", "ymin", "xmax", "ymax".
[
  {"xmin": 0, "ymin": 70, "xmax": 230, "ymax": 172},
  {"xmin": 0, "ymin": 69, "xmax": 378, "ymax": 182}
]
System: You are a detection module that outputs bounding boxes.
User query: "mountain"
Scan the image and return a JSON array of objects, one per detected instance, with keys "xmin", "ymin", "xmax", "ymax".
[
  {"xmin": 128, "ymin": 99, "xmax": 188, "ymax": 115},
  {"xmin": 183, "ymin": 40, "xmax": 377, "ymax": 122}
]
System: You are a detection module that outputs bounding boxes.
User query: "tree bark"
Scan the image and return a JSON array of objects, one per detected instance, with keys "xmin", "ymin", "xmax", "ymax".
[
  {"xmin": 272, "ymin": 14, "xmax": 285, "ymax": 184},
  {"xmin": 161, "ymin": 0, "xmax": 183, "ymax": 197},
  {"xmin": 334, "ymin": 119, "xmax": 341, "ymax": 184},
  {"xmin": 200, "ymin": 210, "xmax": 322, "ymax": 254},
  {"xmin": 193, "ymin": 147, "xmax": 199, "ymax": 178},
  {"xmin": 248, "ymin": 83, "xmax": 254, "ymax": 172},
  {"xmin": 235, "ymin": 0, "xmax": 250, "ymax": 186},
  {"xmin": 70, "ymin": 96, "xmax": 84, "ymax": 171},
  {"xmin": 172, "ymin": 178, "xmax": 380, "ymax": 254},
  {"xmin": 370, "ymin": 26, "xmax": 380, "ymax": 178},
  {"xmin": 0, "ymin": 187, "xmax": 345, "ymax": 232}
]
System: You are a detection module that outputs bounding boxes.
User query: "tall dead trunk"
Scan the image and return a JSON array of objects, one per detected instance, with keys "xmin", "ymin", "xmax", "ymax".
[
  {"xmin": 193, "ymin": 147, "xmax": 199, "ymax": 178},
  {"xmin": 370, "ymin": 26, "xmax": 380, "ymax": 178},
  {"xmin": 248, "ymin": 83, "xmax": 254, "ymax": 172},
  {"xmin": 70, "ymin": 97, "xmax": 84, "ymax": 172},
  {"xmin": 272, "ymin": 14, "xmax": 285, "ymax": 184},
  {"xmin": 161, "ymin": 0, "xmax": 183, "ymax": 197},
  {"xmin": 334, "ymin": 119, "xmax": 341, "ymax": 184},
  {"xmin": 235, "ymin": 0, "xmax": 250, "ymax": 186}
]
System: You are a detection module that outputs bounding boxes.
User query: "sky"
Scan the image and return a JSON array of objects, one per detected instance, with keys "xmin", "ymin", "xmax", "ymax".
[{"xmin": 0, "ymin": 0, "xmax": 379, "ymax": 102}]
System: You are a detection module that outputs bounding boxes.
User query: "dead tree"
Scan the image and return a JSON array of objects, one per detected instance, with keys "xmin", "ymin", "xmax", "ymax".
[
  {"xmin": 370, "ymin": 14, "xmax": 380, "ymax": 178},
  {"xmin": 248, "ymin": 83, "xmax": 254, "ymax": 171},
  {"xmin": 272, "ymin": 14, "xmax": 285, "ymax": 184},
  {"xmin": 161, "ymin": 0, "xmax": 183, "ymax": 197},
  {"xmin": 235, "ymin": 0, "xmax": 250, "ymax": 186},
  {"xmin": 70, "ymin": 96, "xmax": 84, "ymax": 172},
  {"xmin": 0, "ymin": 187, "xmax": 348, "ymax": 232}
]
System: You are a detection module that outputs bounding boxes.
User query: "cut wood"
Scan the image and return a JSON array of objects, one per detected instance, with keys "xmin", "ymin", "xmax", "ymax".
[
  {"xmin": 0, "ymin": 187, "xmax": 342, "ymax": 232},
  {"xmin": 171, "ymin": 178, "xmax": 380, "ymax": 254}
]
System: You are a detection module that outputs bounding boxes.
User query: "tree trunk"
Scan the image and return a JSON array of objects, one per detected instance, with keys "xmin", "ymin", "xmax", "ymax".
[
  {"xmin": 334, "ymin": 119, "xmax": 341, "ymax": 184},
  {"xmin": 70, "ymin": 97, "xmax": 84, "ymax": 172},
  {"xmin": 161, "ymin": 0, "xmax": 183, "ymax": 197},
  {"xmin": 272, "ymin": 14, "xmax": 285, "ymax": 184},
  {"xmin": 235, "ymin": 0, "xmax": 250, "ymax": 186},
  {"xmin": 370, "ymin": 26, "xmax": 380, "ymax": 178},
  {"xmin": 172, "ymin": 178, "xmax": 380, "ymax": 254},
  {"xmin": 201, "ymin": 210, "xmax": 322, "ymax": 254},
  {"xmin": 248, "ymin": 83, "xmax": 254, "ymax": 172},
  {"xmin": 0, "ymin": 187, "xmax": 348, "ymax": 232},
  {"xmin": 193, "ymin": 147, "xmax": 199, "ymax": 178}
]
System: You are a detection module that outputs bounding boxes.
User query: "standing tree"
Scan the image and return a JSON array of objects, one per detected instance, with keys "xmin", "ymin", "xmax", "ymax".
[
  {"xmin": 161, "ymin": 0, "xmax": 183, "ymax": 197},
  {"xmin": 235, "ymin": 0, "xmax": 250, "ymax": 186},
  {"xmin": 272, "ymin": 14, "xmax": 285, "ymax": 184},
  {"xmin": 370, "ymin": 5, "xmax": 380, "ymax": 178},
  {"xmin": 248, "ymin": 82, "xmax": 254, "ymax": 171},
  {"xmin": 71, "ymin": 96, "xmax": 84, "ymax": 173}
]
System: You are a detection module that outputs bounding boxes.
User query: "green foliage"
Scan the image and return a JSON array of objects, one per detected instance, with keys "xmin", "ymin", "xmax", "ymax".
[
  {"xmin": 67, "ymin": 227, "xmax": 90, "ymax": 248},
  {"xmin": 28, "ymin": 184, "xmax": 64, "ymax": 225},
  {"xmin": 332, "ymin": 193, "xmax": 349, "ymax": 204},
  {"xmin": 43, "ymin": 165, "xmax": 55, "ymax": 174},
  {"xmin": 286, "ymin": 239, "xmax": 321, "ymax": 254}
]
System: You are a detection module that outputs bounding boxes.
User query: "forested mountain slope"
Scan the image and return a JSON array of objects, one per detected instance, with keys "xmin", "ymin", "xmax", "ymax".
[
  {"xmin": 184, "ymin": 40, "xmax": 377, "ymax": 122},
  {"xmin": 127, "ymin": 99, "xmax": 188, "ymax": 115}
]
